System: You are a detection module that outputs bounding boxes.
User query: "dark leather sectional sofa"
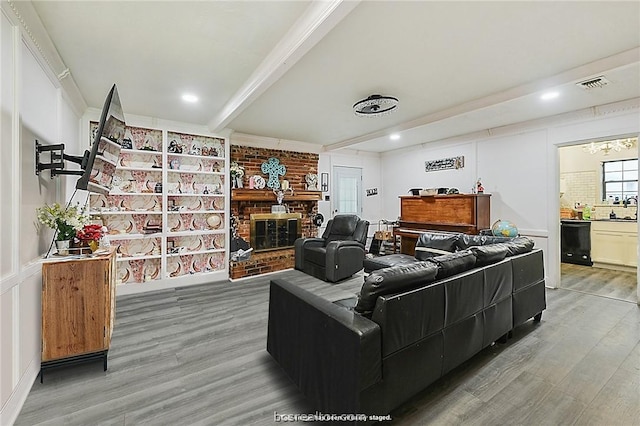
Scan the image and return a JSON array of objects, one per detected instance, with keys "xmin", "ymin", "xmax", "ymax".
[{"xmin": 267, "ymin": 232, "xmax": 546, "ymax": 423}]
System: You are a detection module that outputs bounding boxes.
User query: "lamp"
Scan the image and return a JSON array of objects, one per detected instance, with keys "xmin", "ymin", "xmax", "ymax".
[
  {"xmin": 353, "ymin": 94, "xmax": 399, "ymax": 117},
  {"xmin": 582, "ymin": 138, "xmax": 636, "ymax": 155}
]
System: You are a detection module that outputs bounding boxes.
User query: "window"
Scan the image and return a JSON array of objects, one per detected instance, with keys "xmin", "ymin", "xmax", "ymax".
[{"xmin": 602, "ymin": 159, "xmax": 638, "ymax": 203}]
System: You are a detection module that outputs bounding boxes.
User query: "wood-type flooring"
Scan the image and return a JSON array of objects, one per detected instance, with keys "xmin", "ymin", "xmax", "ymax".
[
  {"xmin": 16, "ymin": 268, "xmax": 640, "ymax": 425},
  {"xmin": 561, "ymin": 262, "xmax": 637, "ymax": 303}
]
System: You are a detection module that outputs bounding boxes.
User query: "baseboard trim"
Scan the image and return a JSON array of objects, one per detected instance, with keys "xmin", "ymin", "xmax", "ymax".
[
  {"xmin": 0, "ymin": 354, "xmax": 39, "ymax": 426},
  {"xmin": 592, "ymin": 262, "xmax": 636, "ymax": 273},
  {"xmin": 116, "ymin": 270, "xmax": 228, "ymax": 296}
]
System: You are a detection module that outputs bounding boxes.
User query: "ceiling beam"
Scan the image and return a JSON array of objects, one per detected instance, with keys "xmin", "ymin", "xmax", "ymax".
[
  {"xmin": 208, "ymin": 0, "xmax": 360, "ymax": 133},
  {"xmin": 325, "ymin": 47, "xmax": 640, "ymax": 152}
]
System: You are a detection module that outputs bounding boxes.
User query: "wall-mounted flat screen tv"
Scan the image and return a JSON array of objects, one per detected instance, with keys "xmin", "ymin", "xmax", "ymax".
[{"xmin": 75, "ymin": 84, "xmax": 125, "ymax": 195}]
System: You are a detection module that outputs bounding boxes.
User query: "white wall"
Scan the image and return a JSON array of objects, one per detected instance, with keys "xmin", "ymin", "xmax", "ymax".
[
  {"xmin": 0, "ymin": 11, "xmax": 81, "ymax": 426},
  {"xmin": 380, "ymin": 103, "xmax": 640, "ymax": 292},
  {"xmin": 382, "ymin": 140, "xmax": 477, "ymax": 208}
]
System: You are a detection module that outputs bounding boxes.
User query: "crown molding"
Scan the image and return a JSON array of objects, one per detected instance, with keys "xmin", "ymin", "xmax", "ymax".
[
  {"xmin": 208, "ymin": 0, "xmax": 360, "ymax": 133},
  {"xmin": 3, "ymin": 0, "xmax": 87, "ymax": 117}
]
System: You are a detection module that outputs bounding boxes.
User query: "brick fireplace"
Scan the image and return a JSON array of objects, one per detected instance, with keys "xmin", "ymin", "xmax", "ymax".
[{"xmin": 230, "ymin": 145, "xmax": 320, "ymax": 279}]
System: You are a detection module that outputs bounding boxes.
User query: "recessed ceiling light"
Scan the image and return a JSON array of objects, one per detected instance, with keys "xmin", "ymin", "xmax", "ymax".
[
  {"xmin": 540, "ymin": 91, "xmax": 559, "ymax": 101},
  {"xmin": 390, "ymin": 133, "xmax": 400, "ymax": 140},
  {"xmin": 182, "ymin": 93, "xmax": 199, "ymax": 103}
]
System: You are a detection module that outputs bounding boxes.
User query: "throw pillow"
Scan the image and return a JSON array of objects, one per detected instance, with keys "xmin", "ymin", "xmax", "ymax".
[
  {"xmin": 427, "ymin": 250, "xmax": 477, "ymax": 279},
  {"xmin": 502, "ymin": 237, "xmax": 534, "ymax": 256},
  {"xmin": 469, "ymin": 244, "xmax": 509, "ymax": 266},
  {"xmin": 456, "ymin": 234, "xmax": 512, "ymax": 250},
  {"xmin": 355, "ymin": 261, "xmax": 438, "ymax": 314},
  {"xmin": 414, "ymin": 232, "xmax": 461, "ymax": 260}
]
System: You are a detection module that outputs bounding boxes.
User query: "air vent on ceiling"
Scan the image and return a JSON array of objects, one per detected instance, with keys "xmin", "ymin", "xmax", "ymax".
[{"xmin": 576, "ymin": 76, "xmax": 610, "ymax": 90}]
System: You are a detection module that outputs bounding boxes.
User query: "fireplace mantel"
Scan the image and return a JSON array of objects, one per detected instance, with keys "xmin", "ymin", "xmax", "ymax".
[{"xmin": 231, "ymin": 189, "xmax": 322, "ymax": 202}]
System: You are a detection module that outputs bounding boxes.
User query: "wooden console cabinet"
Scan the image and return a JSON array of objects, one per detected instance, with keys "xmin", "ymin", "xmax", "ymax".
[
  {"xmin": 396, "ymin": 194, "xmax": 491, "ymax": 255},
  {"xmin": 40, "ymin": 249, "xmax": 116, "ymax": 381}
]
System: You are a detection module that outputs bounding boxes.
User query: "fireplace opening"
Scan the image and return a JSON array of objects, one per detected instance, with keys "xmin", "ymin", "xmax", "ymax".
[{"xmin": 250, "ymin": 213, "xmax": 302, "ymax": 252}]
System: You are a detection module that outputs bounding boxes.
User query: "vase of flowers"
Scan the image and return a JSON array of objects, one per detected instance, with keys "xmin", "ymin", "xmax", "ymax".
[
  {"xmin": 37, "ymin": 203, "xmax": 89, "ymax": 255},
  {"xmin": 230, "ymin": 162, "xmax": 244, "ymax": 189},
  {"xmin": 76, "ymin": 224, "xmax": 106, "ymax": 253}
]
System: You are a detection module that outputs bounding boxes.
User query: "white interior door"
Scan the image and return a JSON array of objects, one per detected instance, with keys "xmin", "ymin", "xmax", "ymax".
[{"xmin": 333, "ymin": 166, "xmax": 362, "ymax": 216}]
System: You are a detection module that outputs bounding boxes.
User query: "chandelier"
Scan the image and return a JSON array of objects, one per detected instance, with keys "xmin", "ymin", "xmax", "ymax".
[
  {"xmin": 353, "ymin": 94, "xmax": 399, "ymax": 117},
  {"xmin": 582, "ymin": 138, "xmax": 637, "ymax": 155}
]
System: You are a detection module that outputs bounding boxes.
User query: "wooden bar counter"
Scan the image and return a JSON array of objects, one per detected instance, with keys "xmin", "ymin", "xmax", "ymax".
[{"xmin": 396, "ymin": 194, "xmax": 491, "ymax": 255}]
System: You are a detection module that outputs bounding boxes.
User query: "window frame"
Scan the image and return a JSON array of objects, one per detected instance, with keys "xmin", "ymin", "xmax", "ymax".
[{"xmin": 601, "ymin": 158, "xmax": 638, "ymax": 203}]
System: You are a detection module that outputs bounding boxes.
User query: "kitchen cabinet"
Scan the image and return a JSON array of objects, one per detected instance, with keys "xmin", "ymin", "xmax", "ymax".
[{"xmin": 590, "ymin": 220, "xmax": 637, "ymax": 269}]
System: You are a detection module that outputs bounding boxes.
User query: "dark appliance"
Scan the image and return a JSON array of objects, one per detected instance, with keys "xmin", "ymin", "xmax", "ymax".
[{"xmin": 561, "ymin": 219, "xmax": 593, "ymax": 266}]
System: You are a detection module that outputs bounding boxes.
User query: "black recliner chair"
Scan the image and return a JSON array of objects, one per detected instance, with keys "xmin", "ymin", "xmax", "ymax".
[{"xmin": 294, "ymin": 215, "xmax": 369, "ymax": 282}]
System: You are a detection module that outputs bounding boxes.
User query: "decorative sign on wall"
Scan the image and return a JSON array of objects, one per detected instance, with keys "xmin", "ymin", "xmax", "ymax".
[
  {"xmin": 366, "ymin": 188, "xmax": 378, "ymax": 196},
  {"xmin": 425, "ymin": 156, "xmax": 465, "ymax": 172}
]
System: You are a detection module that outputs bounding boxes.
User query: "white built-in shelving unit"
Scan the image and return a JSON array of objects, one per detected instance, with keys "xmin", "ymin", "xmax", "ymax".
[{"xmin": 89, "ymin": 124, "xmax": 227, "ymax": 287}]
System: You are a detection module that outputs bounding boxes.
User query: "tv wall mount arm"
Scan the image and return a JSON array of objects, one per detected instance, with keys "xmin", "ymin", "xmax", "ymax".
[{"xmin": 35, "ymin": 140, "xmax": 89, "ymax": 177}]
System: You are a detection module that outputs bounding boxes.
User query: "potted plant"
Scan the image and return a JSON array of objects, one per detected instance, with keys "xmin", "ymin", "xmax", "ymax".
[{"xmin": 36, "ymin": 203, "xmax": 88, "ymax": 255}]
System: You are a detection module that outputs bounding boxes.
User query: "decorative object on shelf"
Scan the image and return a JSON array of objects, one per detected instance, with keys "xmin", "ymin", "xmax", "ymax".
[
  {"xmin": 202, "ymin": 146, "xmax": 218, "ymax": 157},
  {"xmin": 353, "ymin": 94, "xmax": 399, "ymax": 117},
  {"xmin": 321, "ymin": 173, "xmax": 329, "ymax": 192},
  {"xmin": 169, "ymin": 159, "xmax": 180, "ymax": 170},
  {"xmin": 281, "ymin": 179, "xmax": 290, "ymax": 191},
  {"xmin": 305, "ymin": 173, "xmax": 318, "ymax": 191},
  {"xmin": 476, "ymin": 178, "xmax": 484, "ymax": 194},
  {"xmin": 582, "ymin": 137, "xmax": 636, "ymax": 155},
  {"xmin": 230, "ymin": 161, "xmax": 245, "ymax": 189},
  {"xmin": 260, "ymin": 157, "xmax": 286, "ymax": 189},
  {"xmin": 37, "ymin": 202, "xmax": 89, "ymax": 242},
  {"xmin": 141, "ymin": 141, "xmax": 157, "ymax": 151},
  {"xmin": 168, "ymin": 139, "xmax": 183, "ymax": 154},
  {"xmin": 425, "ymin": 156, "xmax": 465, "ymax": 172},
  {"xmin": 143, "ymin": 219, "xmax": 162, "ymax": 234},
  {"xmin": 76, "ymin": 224, "xmax": 106, "ymax": 253},
  {"xmin": 491, "ymin": 219, "xmax": 518, "ymax": 237},
  {"xmin": 250, "ymin": 175, "xmax": 265, "ymax": 189},
  {"xmin": 273, "ymin": 187, "xmax": 294, "ymax": 205},
  {"xmin": 189, "ymin": 145, "xmax": 201, "ymax": 156},
  {"xmin": 206, "ymin": 214, "xmax": 223, "ymax": 229}
]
